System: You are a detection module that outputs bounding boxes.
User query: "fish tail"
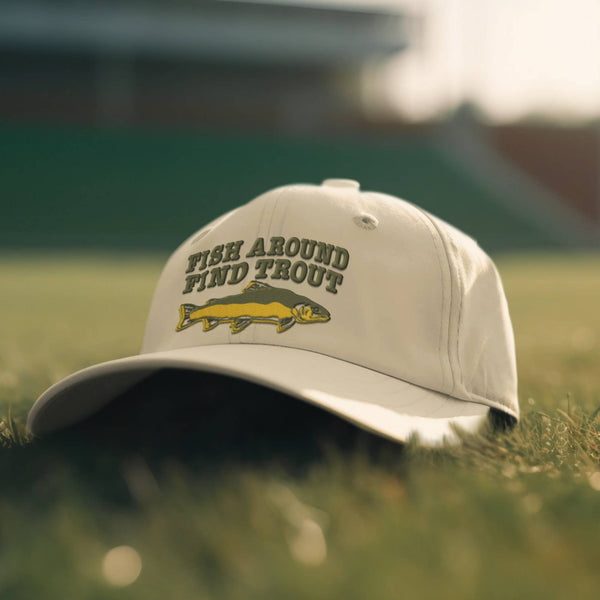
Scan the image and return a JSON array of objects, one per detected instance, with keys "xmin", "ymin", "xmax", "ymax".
[{"xmin": 176, "ymin": 303, "xmax": 200, "ymax": 331}]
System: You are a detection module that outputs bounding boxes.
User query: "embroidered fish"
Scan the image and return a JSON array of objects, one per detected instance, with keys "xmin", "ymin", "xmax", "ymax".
[{"xmin": 176, "ymin": 280, "xmax": 330, "ymax": 334}]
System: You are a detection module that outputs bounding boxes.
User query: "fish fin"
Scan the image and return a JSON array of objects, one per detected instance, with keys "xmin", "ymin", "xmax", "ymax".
[
  {"xmin": 276, "ymin": 317, "xmax": 295, "ymax": 333},
  {"xmin": 176, "ymin": 304, "xmax": 201, "ymax": 331},
  {"xmin": 241, "ymin": 280, "xmax": 272, "ymax": 293},
  {"xmin": 230, "ymin": 317, "xmax": 253, "ymax": 334},
  {"xmin": 202, "ymin": 318, "xmax": 220, "ymax": 331}
]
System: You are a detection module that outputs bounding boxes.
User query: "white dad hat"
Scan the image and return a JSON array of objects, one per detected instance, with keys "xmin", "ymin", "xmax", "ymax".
[{"xmin": 27, "ymin": 179, "xmax": 519, "ymax": 446}]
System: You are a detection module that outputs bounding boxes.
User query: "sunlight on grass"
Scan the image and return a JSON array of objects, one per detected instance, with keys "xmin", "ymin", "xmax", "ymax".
[{"xmin": 102, "ymin": 545, "xmax": 143, "ymax": 586}]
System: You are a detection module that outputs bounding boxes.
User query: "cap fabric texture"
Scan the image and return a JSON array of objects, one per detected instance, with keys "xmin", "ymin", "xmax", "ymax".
[{"xmin": 27, "ymin": 179, "xmax": 519, "ymax": 446}]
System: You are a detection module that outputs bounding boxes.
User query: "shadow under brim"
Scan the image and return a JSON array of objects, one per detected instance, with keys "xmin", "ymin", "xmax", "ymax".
[
  {"xmin": 11, "ymin": 370, "xmax": 516, "ymax": 506},
  {"xmin": 36, "ymin": 368, "xmax": 407, "ymax": 468}
]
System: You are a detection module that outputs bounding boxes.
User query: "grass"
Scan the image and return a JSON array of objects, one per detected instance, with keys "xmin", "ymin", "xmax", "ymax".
[{"xmin": 1, "ymin": 251, "xmax": 600, "ymax": 599}]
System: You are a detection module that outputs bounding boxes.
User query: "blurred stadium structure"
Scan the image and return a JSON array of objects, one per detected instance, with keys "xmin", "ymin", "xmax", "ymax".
[
  {"xmin": 0, "ymin": 0, "xmax": 408, "ymax": 131},
  {"xmin": 1, "ymin": 0, "xmax": 599, "ymax": 251}
]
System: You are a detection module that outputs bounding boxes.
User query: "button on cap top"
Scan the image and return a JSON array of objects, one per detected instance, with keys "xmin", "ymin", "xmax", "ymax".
[{"xmin": 321, "ymin": 179, "xmax": 360, "ymax": 190}]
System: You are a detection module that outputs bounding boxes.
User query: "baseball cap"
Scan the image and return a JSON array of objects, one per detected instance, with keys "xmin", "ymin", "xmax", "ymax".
[{"xmin": 27, "ymin": 179, "xmax": 519, "ymax": 446}]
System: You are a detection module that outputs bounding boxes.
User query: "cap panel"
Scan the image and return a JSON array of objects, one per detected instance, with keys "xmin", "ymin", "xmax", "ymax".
[
  {"xmin": 435, "ymin": 221, "xmax": 518, "ymax": 417},
  {"xmin": 395, "ymin": 196, "xmax": 455, "ymax": 397},
  {"xmin": 456, "ymin": 250, "xmax": 518, "ymax": 416},
  {"xmin": 229, "ymin": 185, "xmax": 451, "ymax": 395}
]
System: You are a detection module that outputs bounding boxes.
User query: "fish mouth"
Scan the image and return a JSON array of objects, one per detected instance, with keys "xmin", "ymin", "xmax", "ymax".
[
  {"xmin": 312, "ymin": 313, "xmax": 330, "ymax": 323},
  {"xmin": 292, "ymin": 305, "xmax": 330, "ymax": 324},
  {"xmin": 314, "ymin": 316, "xmax": 330, "ymax": 324}
]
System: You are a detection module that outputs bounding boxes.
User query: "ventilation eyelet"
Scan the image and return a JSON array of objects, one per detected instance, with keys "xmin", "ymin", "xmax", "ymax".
[{"xmin": 353, "ymin": 213, "xmax": 378, "ymax": 230}]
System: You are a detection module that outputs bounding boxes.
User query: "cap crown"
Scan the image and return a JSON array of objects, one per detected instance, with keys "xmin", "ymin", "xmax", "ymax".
[{"xmin": 142, "ymin": 181, "xmax": 518, "ymax": 419}]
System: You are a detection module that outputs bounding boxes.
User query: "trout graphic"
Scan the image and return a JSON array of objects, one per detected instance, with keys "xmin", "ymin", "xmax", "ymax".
[{"xmin": 176, "ymin": 280, "xmax": 330, "ymax": 334}]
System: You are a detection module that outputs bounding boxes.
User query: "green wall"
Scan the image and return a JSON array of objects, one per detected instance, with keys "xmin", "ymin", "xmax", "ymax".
[{"xmin": 0, "ymin": 123, "xmax": 560, "ymax": 252}]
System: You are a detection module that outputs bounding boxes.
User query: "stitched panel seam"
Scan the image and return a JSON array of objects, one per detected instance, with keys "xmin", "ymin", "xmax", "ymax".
[
  {"xmin": 403, "ymin": 202, "xmax": 454, "ymax": 394},
  {"xmin": 232, "ymin": 186, "xmax": 287, "ymax": 345},
  {"xmin": 408, "ymin": 205, "xmax": 459, "ymax": 396}
]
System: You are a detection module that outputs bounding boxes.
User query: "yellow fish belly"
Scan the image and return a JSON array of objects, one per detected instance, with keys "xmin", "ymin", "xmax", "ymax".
[{"xmin": 190, "ymin": 301, "xmax": 293, "ymax": 321}]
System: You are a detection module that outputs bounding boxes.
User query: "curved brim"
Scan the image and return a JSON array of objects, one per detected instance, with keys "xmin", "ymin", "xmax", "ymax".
[{"xmin": 27, "ymin": 344, "xmax": 490, "ymax": 446}]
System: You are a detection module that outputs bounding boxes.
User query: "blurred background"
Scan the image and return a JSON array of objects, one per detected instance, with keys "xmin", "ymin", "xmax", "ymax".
[{"xmin": 1, "ymin": 0, "xmax": 599, "ymax": 253}]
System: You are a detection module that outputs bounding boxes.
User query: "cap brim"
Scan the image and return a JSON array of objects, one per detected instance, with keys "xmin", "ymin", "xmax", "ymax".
[{"xmin": 27, "ymin": 345, "xmax": 490, "ymax": 446}]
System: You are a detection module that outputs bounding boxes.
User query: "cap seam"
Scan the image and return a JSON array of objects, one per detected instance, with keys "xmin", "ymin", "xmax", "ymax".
[
  {"xmin": 273, "ymin": 184, "xmax": 299, "ymax": 237},
  {"xmin": 242, "ymin": 185, "xmax": 288, "ymax": 345},
  {"xmin": 448, "ymin": 234, "xmax": 465, "ymax": 395},
  {"xmin": 403, "ymin": 203, "xmax": 456, "ymax": 395}
]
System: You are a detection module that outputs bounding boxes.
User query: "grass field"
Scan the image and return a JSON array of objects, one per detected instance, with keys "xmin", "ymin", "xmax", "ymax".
[{"xmin": 1, "ymin": 252, "xmax": 599, "ymax": 599}]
